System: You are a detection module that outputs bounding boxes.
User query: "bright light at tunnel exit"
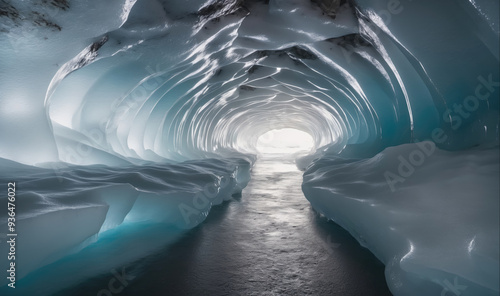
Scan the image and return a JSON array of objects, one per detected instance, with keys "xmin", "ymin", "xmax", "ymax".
[{"xmin": 256, "ymin": 128, "xmax": 314, "ymax": 154}]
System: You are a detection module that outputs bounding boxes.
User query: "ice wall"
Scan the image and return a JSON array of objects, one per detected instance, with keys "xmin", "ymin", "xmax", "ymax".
[
  {"xmin": 0, "ymin": 0, "xmax": 134, "ymax": 164},
  {"xmin": 0, "ymin": 156, "xmax": 250, "ymax": 289},
  {"xmin": 1, "ymin": 0, "xmax": 497, "ymax": 165},
  {"xmin": 302, "ymin": 142, "xmax": 499, "ymax": 296},
  {"xmin": 1, "ymin": 0, "xmax": 499, "ymax": 295}
]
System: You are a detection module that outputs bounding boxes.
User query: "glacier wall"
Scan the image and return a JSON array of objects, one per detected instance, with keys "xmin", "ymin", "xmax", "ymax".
[
  {"xmin": 303, "ymin": 142, "xmax": 499, "ymax": 296},
  {"xmin": 0, "ymin": 156, "xmax": 251, "ymax": 291},
  {"xmin": 0, "ymin": 0, "xmax": 499, "ymax": 295},
  {"xmin": 0, "ymin": 0, "xmax": 497, "ymax": 165}
]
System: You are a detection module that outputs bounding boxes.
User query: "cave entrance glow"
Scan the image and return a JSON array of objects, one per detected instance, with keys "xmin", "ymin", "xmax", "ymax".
[{"xmin": 256, "ymin": 128, "xmax": 314, "ymax": 155}]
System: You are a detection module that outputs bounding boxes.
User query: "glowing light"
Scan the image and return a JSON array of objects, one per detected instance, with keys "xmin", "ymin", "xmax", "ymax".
[{"xmin": 256, "ymin": 128, "xmax": 314, "ymax": 154}]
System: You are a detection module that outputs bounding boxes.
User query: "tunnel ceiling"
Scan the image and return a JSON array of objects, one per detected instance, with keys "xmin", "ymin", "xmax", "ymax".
[{"xmin": 0, "ymin": 0, "xmax": 498, "ymax": 165}]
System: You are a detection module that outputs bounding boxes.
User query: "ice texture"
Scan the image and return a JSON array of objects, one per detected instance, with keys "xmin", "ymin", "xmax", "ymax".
[
  {"xmin": 0, "ymin": 157, "xmax": 250, "ymax": 290},
  {"xmin": 0, "ymin": 0, "xmax": 496, "ymax": 165},
  {"xmin": 302, "ymin": 142, "xmax": 499, "ymax": 296},
  {"xmin": 0, "ymin": 0, "xmax": 499, "ymax": 294}
]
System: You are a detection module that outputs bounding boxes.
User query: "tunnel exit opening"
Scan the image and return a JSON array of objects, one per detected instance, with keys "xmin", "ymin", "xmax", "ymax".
[{"xmin": 256, "ymin": 128, "xmax": 314, "ymax": 155}]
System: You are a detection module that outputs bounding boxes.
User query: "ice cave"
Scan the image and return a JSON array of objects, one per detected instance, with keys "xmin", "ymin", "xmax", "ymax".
[{"xmin": 0, "ymin": 0, "xmax": 499, "ymax": 295}]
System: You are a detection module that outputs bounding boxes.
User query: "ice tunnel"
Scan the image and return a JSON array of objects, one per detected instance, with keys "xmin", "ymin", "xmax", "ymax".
[{"xmin": 0, "ymin": 0, "xmax": 498, "ymax": 295}]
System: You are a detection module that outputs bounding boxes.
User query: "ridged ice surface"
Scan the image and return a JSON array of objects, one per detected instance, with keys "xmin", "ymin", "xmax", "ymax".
[
  {"xmin": 303, "ymin": 143, "xmax": 499, "ymax": 296},
  {"xmin": 0, "ymin": 156, "xmax": 250, "ymax": 290},
  {"xmin": 0, "ymin": 0, "xmax": 499, "ymax": 295},
  {"xmin": 0, "ymin": 0, "xmax": 497, "ymax": 165}
]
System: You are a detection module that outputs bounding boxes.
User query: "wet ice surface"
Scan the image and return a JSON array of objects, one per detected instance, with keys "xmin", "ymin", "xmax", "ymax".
[{"xmin": 57, "ymin": 155, "xmax": 391, "ymax": 296}]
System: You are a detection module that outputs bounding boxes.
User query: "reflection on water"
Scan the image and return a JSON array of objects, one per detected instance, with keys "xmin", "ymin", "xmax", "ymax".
[{"xmin": 57, "ymin": 154, "xmax": 392, "ymax": 296}]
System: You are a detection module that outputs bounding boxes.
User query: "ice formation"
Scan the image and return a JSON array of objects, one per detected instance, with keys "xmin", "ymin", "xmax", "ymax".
[
  {"xmin": 0, "ymin": 156, "xmax": 250, "ymax": 292},
  {"xmin": 0, "ymin": 0, "xmax": 498, "ymax": 295},
  {"xmin": 303, "ymin": 142, "xmax": 499, "ymax": 296}
]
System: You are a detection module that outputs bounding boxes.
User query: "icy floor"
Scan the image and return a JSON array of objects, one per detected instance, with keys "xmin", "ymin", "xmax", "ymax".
[{"xmin": 54, "ymin": 155, "xmax": 391, "ymax": 296}]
